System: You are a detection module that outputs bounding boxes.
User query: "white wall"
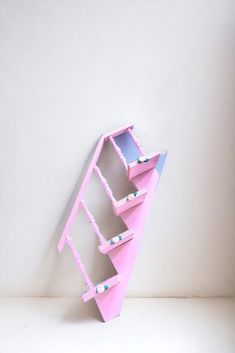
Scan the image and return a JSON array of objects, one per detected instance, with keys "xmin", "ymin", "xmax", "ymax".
[{"xmin": 0, "ymin": 0, "xmax": 234, "ymax": 297}]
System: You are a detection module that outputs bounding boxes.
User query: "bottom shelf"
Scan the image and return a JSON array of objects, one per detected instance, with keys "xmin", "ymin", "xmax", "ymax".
[
  {"xmin": 98, "ymin": 229, "xmax": 134, "ymax": 254},
  {"xmin": 81, "ymin": 274, "xmax": 121, "ymax": 303}
]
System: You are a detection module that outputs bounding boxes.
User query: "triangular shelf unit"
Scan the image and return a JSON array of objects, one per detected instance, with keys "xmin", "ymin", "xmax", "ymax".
[{"xmin": 57, "ymin": 123, "xmax": 167, "ymax": 321}]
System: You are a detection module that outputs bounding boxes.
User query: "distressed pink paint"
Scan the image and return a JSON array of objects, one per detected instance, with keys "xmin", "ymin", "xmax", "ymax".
[{"xmin": 57, "ymin": 123, "xmax": 166, "ymax": 322}]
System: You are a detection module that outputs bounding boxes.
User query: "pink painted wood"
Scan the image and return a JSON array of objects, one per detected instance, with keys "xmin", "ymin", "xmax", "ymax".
[
  {"xmin": 109, "ymin": 135, "xmax": 128, "ymax": 170},
  {"xmin": 66, "ymin": 237, "xmax": 94, "ymax": 290},
  {"xmin": 80, "ymin": 199, "xmax": 106, "ymax": 245},
  {"xmin": 98, "ymin": 229, "xmax": 134, "ymax": 254},
  {"xmin": 113, "ymin": 189, "xmax": 147, "ymax": 216},
  {"xmin": 57, "ymin": 123, "xmax": 133, "ymax": 253},
  {"xmin": 93, "ymin": 165, "xmax": 116, "ymax": 204},
  {"xmin": 127, "ymin": 127, "xmax": 145, "ymax": 155},
  {"xmin": 128, "ymin": 151, "xmax": 160, "ymax": 180},
  {"xmin": 95, "ymin": 169, "xmax": 160, "ymax": 321},
  {"xmin": 57, "ymin": 123, "xmax": 166, "ymax": 322},
  {"xmin": 57, "ymin": 137, "xmax": 105, "ymax": 253},
  {"xmin": 82, "ymin": 274, "xmax": 121, "ymax": 303},
  {"xmin": 103, "ymin": 123, "xmax": 134, "ymax": 140}
]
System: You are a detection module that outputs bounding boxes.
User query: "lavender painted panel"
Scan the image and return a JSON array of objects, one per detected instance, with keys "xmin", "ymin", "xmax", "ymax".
[
  {"xmin": 156, "ymin": 152, "xmax": 168, "ymax": 175},
  {"xmin": 114, "ymin": 132, "xmax": 140, "ymax": 164}
]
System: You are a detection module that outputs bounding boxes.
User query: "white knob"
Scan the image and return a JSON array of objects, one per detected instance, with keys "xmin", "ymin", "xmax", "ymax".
[
  {"xmin": 127, "ymin": 193, "xmax": 135, "ymax": 201},
  {"xmin": 96, "ymin": 285, "xmax": 105, "ymax": 294},
  {"xmin": 111, "ymin": 236, "xmax": 120, "ymax": 244},
  {"xmin": 139, "ymin": 156, "xmax": 146, "ymax": 162}
]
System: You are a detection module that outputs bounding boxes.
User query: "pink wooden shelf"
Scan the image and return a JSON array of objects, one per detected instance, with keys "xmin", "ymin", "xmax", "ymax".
[
  {"xmin": 57, "ymin": 124, "xmax": 167, "ymax": 321},
  {"xmin": 128, "ymin": 151, "xmax": 160, "ymax": 180},
  {"xmin": 98, "ymin": 229, "xmax": 134, "ymax": 254},
  {"xmin": 113, "ymin": 189, "xmax": 147, "ymax": 216},
  {"xmin": 81, "ymin": 274, "xmax": 121, "ymax": 303}
]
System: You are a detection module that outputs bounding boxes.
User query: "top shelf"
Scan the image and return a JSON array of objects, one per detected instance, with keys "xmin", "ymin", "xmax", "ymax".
[
  {"xmin": 127, "ymin": 152, "xmax": 160, "ymax": 180},
  {"xmin": 109, "ymin": 131, "xmax": 160, "ymax": 180},
  {"xmin": 103, "ymin": 123, "xmax": 134, "ymax": 141}
]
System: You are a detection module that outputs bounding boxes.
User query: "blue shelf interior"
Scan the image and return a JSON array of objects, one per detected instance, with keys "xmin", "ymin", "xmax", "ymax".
[
  {"xmin": 114, "ymin": 132, "xmax": 140, "ymax": 164},
  {"xmin": 114, "ymin": 131, "xmax": 167, "ymax": 175}
]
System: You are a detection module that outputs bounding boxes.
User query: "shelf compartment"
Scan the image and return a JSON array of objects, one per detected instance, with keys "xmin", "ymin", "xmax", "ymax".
[
  {"xmin": 128, "ymin": 152, "xmax": 160, "ymax": 180},
  {"xmin": 113, "ymin": 189, "xmax": 147, "ymax": 216},
  {"xmin": 98, "ymin": 229, "xmax": 134, "ymax": 254},
  {"xmin": 81, "ymin": 274, "xmax": 121, "ymax": 303}
]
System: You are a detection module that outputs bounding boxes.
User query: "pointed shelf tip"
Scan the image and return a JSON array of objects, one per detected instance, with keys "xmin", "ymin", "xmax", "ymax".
[
  {"xmin": 81, "ymin": 274, "xmax": 121, "ymax": 303},
  {"xmin": 128, "ymin": 151, "xmax": 160, "ymax": 180},
  {"xmin": 113, "ymin": 189, "xmax": 147, "ymax": 216},
  {"xmin": 98, "ymin": 229, "xmax": 134, "ymax": 254}
]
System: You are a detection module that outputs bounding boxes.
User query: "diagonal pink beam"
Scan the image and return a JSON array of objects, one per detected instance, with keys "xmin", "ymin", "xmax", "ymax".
[
  {"xmin": 57, "ymin": 123, "xmax": 134, "ymax": 253},
  {"xmin": 57, "ymin": 136, "xmax": 105, "ymax": 252}
]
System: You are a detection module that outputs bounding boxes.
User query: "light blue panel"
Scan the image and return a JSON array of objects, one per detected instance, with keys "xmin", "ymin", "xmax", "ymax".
[
  {"xmin": 114, "ymin": 132, "xmax": 140, "ymax": 164},
  {"xmin": 156, "ymin": 152, "xmax": 167, "ymax": 175}
]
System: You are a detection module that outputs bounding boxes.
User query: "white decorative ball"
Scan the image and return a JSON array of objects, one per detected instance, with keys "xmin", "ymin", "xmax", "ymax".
[
  {"xmin": 139, "ymin": 156, "xmax": 146, "ymax": 162},
  {"xmin": 96, "ymin": 285, "xmax": 105, "ymax": 294},
  {"xmin": 112, "ymin": 236, "xmax": 120, "ymax": 244},
  {"xmin": 127, "ymin": 193, "xmax": 135, "ymax": 201}
]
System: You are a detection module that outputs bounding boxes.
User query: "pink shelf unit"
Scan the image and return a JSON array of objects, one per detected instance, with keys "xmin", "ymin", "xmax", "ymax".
[{"xmin": 57, "ymin": 123, "xmax": 167, "ymax": 322}]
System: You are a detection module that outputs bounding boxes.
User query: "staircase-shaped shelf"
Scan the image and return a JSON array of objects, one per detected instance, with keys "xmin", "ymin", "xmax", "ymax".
[{"xmin": 57, "ymin": 123, "xmax": 167, "ymax": 321}]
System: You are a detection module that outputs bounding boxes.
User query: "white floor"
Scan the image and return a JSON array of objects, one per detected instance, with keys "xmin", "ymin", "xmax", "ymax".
[{"xmin": 0, "ymin": 298, "xmax": 234, "ymax": 353}]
